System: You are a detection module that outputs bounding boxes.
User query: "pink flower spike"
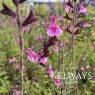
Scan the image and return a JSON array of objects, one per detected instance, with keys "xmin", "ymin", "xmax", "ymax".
[
  {"xmin": 47, "ymin": 16, "xmax": 62, "ymax": 37},
  {"xmin": 55, "ymin": 78, "xmax": 61, "ymax": 86},
  {"xmin": 28, "ymin": 51, "xmax": 38, "ymax": 62}
]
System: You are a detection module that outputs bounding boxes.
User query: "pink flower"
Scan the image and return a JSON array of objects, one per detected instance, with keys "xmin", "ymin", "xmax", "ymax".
[
  {"xmin": 48, "ymin": 65, "xmax": 54, "ymax": 78},
  {"xmin": 9, "ymin": 57, "xmax": 16, "ymax": 63},
  {"xmin": 40, "ymin": 57, "xmax": 48, "ymax": 65},
  {"xmin": 1, "ymin": 24, "xmax": 5, "ymax": 29},
  {"xmin": 59, "ymin": 41, "xmax": 64, "ymax": 47},
  {"xmin": 86, "ymin": 64, "xmax": 91, "ymax": 69},
  {"xmin": 15, "ymin": 64, "xmax": 20, "ymax": 70},
  {"xmin": 80, "ymin": 66, "xmax": 85, "ymax": 71},
  {"xmin": 79, "ymin": 3, "xmax": 87, "ymax": 13},
  {"xmin": 55, "ymin": 78, "xmax": 61, "ymax": 86},
  {"xmin": 28, "ymin": 51, "xmax": 38, "ymax": 62},
  {"xmin": 26, "ymin": 48, "xmax": 31, "ymax": 52},
  {"xmin": 53, "ymin": 46, "xmax": 59, "ymax": 52},
  {"xmin": 15, "ymin": 91, "xmax": 21, "ymax": 95},
  {"xmin": 35, "ymin": 34, "xmax": 43, "ymax": 40},
  {"xmin": 47, "ymin": 16, "xmax": 62, "ymax": 37},
  {"xmin": 66, "ymin": 5, "xmax": 70, "ymax": 13},
  {"xmin": 83, "ymin": 22, "xmax": 91, "ymax": 28}
]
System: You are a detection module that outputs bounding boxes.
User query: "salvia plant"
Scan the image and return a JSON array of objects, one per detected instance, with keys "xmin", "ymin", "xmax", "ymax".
[
  {"xmin": 1, "ymin": 0, "xmax": 95, "ymax": 95},
  {"xmin": 0, "ymin": 0, "xmax": 63, "ymax": 94}
]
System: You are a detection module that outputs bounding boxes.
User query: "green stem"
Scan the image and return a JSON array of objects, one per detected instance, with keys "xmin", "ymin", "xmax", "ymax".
[{"xmin": 16, "ymin": 5, "xmax": 24, "ymax": 95}]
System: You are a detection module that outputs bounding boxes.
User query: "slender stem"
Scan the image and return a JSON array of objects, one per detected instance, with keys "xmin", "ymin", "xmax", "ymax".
[
  {"xmin": 71, "ymin": 0, "xmax": 76, "ymax": 66},
  {"xmin": 20, "ymin": 32, "xmax": 24, "ymax": 95},
  {"xmin": 16, "ymin": 5, "xmax": 24, "ymax": 95},
  {"xmin": 72, "ymin": 33, "xmax": 74, "ymax": 65}
]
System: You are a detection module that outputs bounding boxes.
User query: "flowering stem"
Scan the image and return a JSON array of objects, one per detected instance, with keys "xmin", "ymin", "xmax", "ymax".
[
  {"xmin": 20, "ymin": 31, "xmax": 24, "ymax": 95},
  {"xmin": 16, "ymin": 5, "xmax": 24, "ymax": 95},
  {"xmin": 72, "ymin": 33, "xmax": 74, "ymax": 65},
  {"xmin": 71, "ymin": 0, "xmax": 76, "ymax": 66}
]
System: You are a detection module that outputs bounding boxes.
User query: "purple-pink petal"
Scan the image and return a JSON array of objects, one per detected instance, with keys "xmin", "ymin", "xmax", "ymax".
[
  {"xmin": 79, "ymin": 4, "xmax": 87, "ymax": 13},
  {"xmin": 28, "ymin": 51, "xmax": 38, "ymax": 62},
  {"xmin": 47, "ymin": 16, "xmax": 62, "ymax": 37},
  {"xmin": 55, "ymin": 78, "xmax": 61, "ymax": 86},
  {"xmin": 66, "ymin": 5, "xmax": 70, "ymax": 13}
]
